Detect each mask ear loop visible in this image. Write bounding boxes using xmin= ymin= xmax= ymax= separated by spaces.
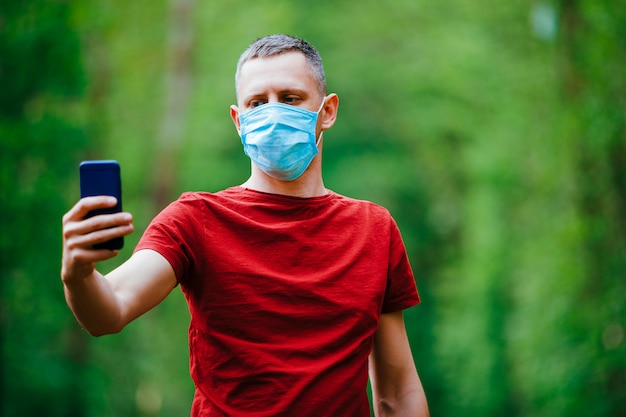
xmin=316 ymin=95 xmax=327 ymax=114
xmin=314 ymin=96 xmax=327 ymax=147
xmin=315 ymin=131 xmax=324 ymax=147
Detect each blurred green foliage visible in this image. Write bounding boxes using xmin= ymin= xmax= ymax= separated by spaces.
xmin=1 ymin=0 xmax=624 ymax=416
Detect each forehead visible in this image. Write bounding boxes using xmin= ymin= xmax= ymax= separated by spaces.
xmin=237 ymin=52 xmax=318 ymax=99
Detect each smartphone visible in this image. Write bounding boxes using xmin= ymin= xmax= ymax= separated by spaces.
xmin=79 ymin=160 xmax=124 ymax=250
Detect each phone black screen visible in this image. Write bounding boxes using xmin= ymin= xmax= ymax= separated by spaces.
xmin=79 ymin=160 xmax=123 ymax=250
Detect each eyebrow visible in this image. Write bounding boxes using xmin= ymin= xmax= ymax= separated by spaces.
xmin=242 ymin=88 xmax=311 ymax=103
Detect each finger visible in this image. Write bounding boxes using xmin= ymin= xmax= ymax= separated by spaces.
xmin=63 ymin=211 xmax=132 ymax=242
xmin=63 ymin=196 xmax=118 ymax=224
xmin=82 ymin=212 xmax=133 ymax=234
xmin=66 ymin=221 xmax=134 ymax=250
xmin=88 ymin=223 xmax=134 ymax=247
xmin=70 ymin=247 xmax=121 ymax=264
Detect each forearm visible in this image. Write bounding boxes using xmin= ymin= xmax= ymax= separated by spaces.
xmin=63 ymin=270 xmax=125 ymax=336
xmin=370 ymin=311 xmax=430 ymax=417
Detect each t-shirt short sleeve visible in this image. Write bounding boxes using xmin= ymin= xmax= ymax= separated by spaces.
xmin=134 ymin=193 xmax=202 ymax=283
xmin=381 ymin=216 xmax=420 ymax=313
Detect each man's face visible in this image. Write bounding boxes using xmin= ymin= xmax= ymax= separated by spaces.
xmin=235 ymin=52 xmax=324 ymax=115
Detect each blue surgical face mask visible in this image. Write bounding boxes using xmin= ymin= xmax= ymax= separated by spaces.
xmin=238 ymin=99 xmax=325 ymax=181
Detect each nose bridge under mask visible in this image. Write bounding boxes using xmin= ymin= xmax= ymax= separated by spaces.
xmin=241 ymin=101 xmax=320 ymax=131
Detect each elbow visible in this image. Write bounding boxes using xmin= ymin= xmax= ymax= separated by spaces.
xmin=79 ymin=318 xmax=126 ymax=337
xmin=86 ymin=327 xmax=120 ymax=337
xmin=375 ymin=398 xmax=395 ymax=416
xmin=373 ymin=386 xmax=430 ymax=417
xmin=86 ymin=329 xmax=106 ymax=337
xmin=85 ymin=326 xmax=123 ymax=337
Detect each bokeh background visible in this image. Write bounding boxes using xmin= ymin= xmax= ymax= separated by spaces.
xmin=1 ymin=0 xmax=625 ymax=416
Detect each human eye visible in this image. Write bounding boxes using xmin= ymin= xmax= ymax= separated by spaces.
xmin=282 ymin=96 xmax=301 ymax=105
xmin=249 ymin=99 xmax=267 ymax=108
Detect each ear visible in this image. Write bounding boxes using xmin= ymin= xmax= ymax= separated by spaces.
xmin=320 ymin=93 xmax=339 ymax=130
xmin=230 ymin=105 xmax=241 ymax=132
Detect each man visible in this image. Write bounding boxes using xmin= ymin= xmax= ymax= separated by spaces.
xmin=62 ymin=34 xmax=429 ymax=416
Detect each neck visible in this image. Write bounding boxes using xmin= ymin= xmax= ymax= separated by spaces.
xmin=241 ymin=160 xmax=327 ymax=198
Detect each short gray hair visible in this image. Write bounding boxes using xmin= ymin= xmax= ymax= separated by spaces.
xmin=235 ymin=34 xmax=326 ymax=98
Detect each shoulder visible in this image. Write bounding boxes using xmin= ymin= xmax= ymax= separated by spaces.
xmin=151 ymin=191 xmax=221 ymax=225
xmin=159 ymin=192 xmax=206 ymax=216
xmin=329 ymin=191 xmax=392 ymax=219
xmin=156 ymin=188 xmax=259 ymax=224
xmin=168 ymin=187 xmax=241 ymax=209
xmin=323 ymin=191 xmax=398 ymax=236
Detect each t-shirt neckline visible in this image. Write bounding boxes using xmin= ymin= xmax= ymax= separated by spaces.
xmin=231 ymin=186 xmax=337 ymax=205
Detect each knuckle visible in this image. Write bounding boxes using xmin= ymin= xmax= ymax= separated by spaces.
xmin=65 ymin=239 xmax=79 ymax=251
xmin=62 ymin=222 xmax=80 ymax=241
xmin=90 ymin=229 xmax=111 ymax=245
xmin=62 ymin=226 xmax=74 ymax=241
xmin=73 ymin=252 xmax=90 ymax=263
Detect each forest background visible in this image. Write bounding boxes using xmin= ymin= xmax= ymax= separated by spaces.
xmin=1 ymin=0 xmax=624 ymax=416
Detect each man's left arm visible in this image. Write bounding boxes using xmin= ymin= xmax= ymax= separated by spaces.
xmin=369 ymin=310 xmax=429 ymax=417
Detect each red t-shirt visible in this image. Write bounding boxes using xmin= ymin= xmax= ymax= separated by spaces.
xmin=135 ymin=187 xmax=420 ymax=416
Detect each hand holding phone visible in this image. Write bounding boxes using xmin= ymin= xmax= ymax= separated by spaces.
xmin=79 ymin=160 xmax=124 ymax=250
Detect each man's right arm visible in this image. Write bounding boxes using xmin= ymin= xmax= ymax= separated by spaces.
xmin=62 ymin=197 xmax=177 ymax=336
